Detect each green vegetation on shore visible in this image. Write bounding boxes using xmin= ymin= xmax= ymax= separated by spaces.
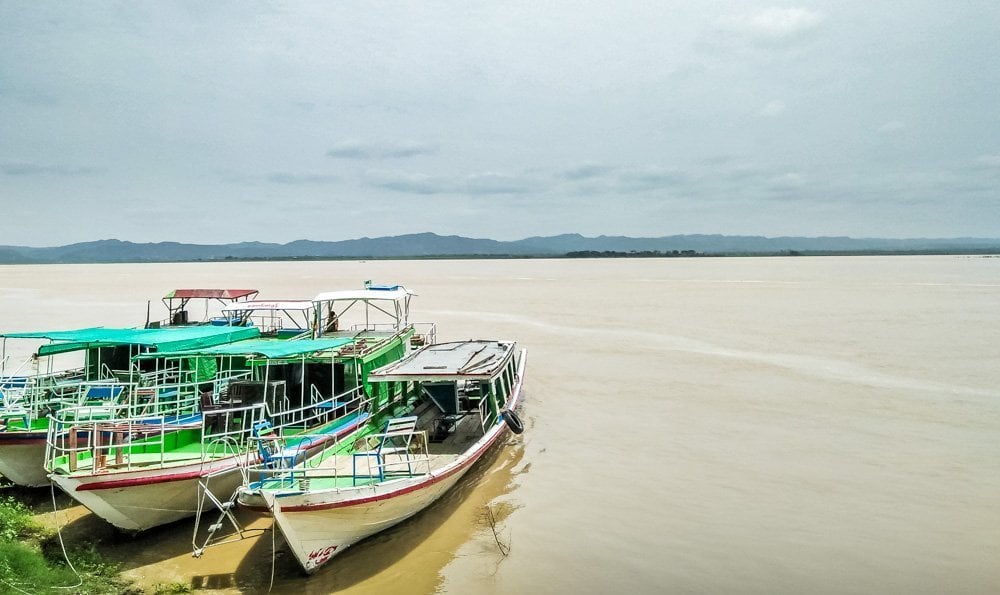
xmin=0 ymin=489 xmax=138 ymax=594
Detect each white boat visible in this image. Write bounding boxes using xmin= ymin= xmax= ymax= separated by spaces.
xmin=44 ymin=286 xmax=434 ymax=532
xmin=0 ymin=324 xmax=258 ymax=487
xmin=0 ymin=287 xmax=261 ymax=487
xmin=236 ymin=339 xmax=526 ymax=573
xmin=154 ymin=288 xmax=260 ymax=327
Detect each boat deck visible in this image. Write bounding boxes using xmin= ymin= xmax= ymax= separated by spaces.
xmin=249 ymin=407 xmax=487 ymax=492
xmin=49 ymin=412 xmax=367 ymax=477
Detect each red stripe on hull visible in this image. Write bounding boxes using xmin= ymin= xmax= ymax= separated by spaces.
xmin=73 ymin=460 xmax=242 ymax=491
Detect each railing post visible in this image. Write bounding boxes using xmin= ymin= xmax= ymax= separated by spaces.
xmin=115 ymin=430 xmax=125 ymax=466
xmin=94 ymin=427 xmax=106 ymax=471
xmin=68 ymin=425 xmax=77 ymax=472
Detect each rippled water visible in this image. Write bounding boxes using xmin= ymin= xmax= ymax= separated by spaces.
xmin=2 ymin=256 xmax=998 ymax=594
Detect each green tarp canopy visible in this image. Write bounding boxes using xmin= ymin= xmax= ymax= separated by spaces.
xmin=149 ymin=337 xmax=355 ymax=360
xmin=1 ymin=326 xmax=262 ymax=357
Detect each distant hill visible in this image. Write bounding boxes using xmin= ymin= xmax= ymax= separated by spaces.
xmin=0 ymin=233 xmax=998 ymax=264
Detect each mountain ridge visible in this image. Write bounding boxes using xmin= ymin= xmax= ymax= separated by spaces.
xmin=0 ymin=233 xmax=998 ymax=264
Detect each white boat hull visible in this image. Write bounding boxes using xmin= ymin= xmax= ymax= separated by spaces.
xmin=271 ymin=458 xmax=478 ymax=572
xmin=0 ymin=436 xmax=49 ymax=487
xmin=49 ymin=455 xmax=250 ymax=531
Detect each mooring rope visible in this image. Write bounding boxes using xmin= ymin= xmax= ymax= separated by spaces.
xmin=49 ymin=481 xmax=83 ymax=591
xmin=267 ymin=495 xmax=277 ymax=593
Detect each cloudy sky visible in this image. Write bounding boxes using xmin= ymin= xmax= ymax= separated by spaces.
xmin=2 ymin=2 xmax=999 ymax=246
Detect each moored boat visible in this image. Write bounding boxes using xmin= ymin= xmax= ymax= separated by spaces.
xmin=44 ymin=286 xmax=434 ymax=532
xmin=0 ymin=324 xmax=259 ymax=487
xmin=154 ymin=288 xmax=260 ymax=327
xmin=235 ymin=339 xmax=526 ymax=573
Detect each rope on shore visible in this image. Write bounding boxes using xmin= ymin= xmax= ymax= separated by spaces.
xmin=266 ymin=495 xmax=277 ymax=593
xmin=49 ymin=481 xmax=83 ymax=591
xmin=0 ymin=575 xmax=34 ymax=594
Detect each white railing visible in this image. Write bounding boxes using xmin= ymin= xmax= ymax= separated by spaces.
xmin=411 ymin=322 xmax=437 ymax=347
xmin=268 ymin=385 xmax=369 ymax=432
xmin=238 ymin=388 xmax=382 ymax=488
xmin=45 ymin=400 xmax=267 ymax=475
xmin=242 ymin=426 xmax=433 ymax=492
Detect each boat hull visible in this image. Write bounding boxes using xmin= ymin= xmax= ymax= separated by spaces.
xmin=249 ymin=345 xmax=527 ymax=573
xmin=49 ymin=455 xmax=249 ymax=531
xmin=272 ymin=440 xmax=491 ymax=573
xmin=0 ymin=433 xmax=49 ymax=487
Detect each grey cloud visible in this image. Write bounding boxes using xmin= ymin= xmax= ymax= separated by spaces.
xmin=266 ymin=173 xmax=339 ymax=185
xmin=723 ymin=7 xmax=825 ymax=41
xmin=556 ymin=164 xmax=691 ymax=193
xmin=877 ymin=120 xmax=906 ymax=133
xmin=326 ymin=141 xmax=437 ymax=160
xmin=705 ymin=7 xmax=826 ymax=50
xmin=2 ymin=3 xmax=997 ymax=243
xmin=554 ymin=161 xmax=824 ymax=204
xmin=368 ymin=173 xmax=443 ymax=194
xmin=615 ymin=167 xmax=691 ymax=192
xmin=367 ymin=170 xmax=537 ymax=195
xmin=974 ymin=154 xmax=1000 ymax=169
xmin=1 ymin=162 xmax=102 ymax=177
xmin=463 ymin=173 xmax=535 ymax=194
xmin=559 ymin=164 xmax=616 ymax=180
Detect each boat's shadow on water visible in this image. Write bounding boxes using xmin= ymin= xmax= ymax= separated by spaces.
xmin=23 ymin=483 xmax=265 ymax=580
xmin=42 ymin=498 xmax=267 ymax=569
xmin=3 ymin=430 xmax=528 ymax=593
xmin=234 ymin=438 xmax=527 ymax=593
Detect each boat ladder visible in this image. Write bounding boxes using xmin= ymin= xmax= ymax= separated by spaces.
xmin=192 ymin=437 xmax=261 ymax=558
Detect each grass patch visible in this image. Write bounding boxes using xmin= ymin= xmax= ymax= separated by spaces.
xmin=0 ymin=495 xmax=45 ymax=542
xmin=0 ymin=539 xmax=81 ymax=591
xmin=0 ymin=488 xmax=139 ymax=594
xmin=152 ymin=582 xmax=192 ymax=594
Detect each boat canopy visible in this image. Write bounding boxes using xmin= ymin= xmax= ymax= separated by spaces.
xmin=145 ymin=336 xmax=354 ymax=360
xmin=368 ymin=340 xmax=514 ymax=382
xmin=0 ymin=325 xmax=261 ymax=357
xmin=163 ymin=289 xmax=259 ymax=300
xmin=312 ymin=285 xmax=415 ymax=334
xmin=221 ymin=300 xmax=316 ymax=313
xmin=311 ymin=287 xmax=414 ymax=303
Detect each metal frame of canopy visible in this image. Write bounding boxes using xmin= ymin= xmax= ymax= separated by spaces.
xmin=159 ymin=289 xmax=260 ymax=326
xmin=311 ymin=285 xmax=415 ymax=335
xmin=221 ymin=300 xmax=318 ymax=336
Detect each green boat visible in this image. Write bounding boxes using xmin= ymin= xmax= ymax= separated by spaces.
xmin=43 ymin=285 xmax=436 ymax=534
xmin=0 ymin=324 xmax=260 ymax=487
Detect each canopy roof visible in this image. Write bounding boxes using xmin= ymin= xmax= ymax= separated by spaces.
xmin=1 ymin=325 xmax=261 ymax=357
xmin=222 ymin=300 xmax=316 ymax=313
xmin=312 ymin=286 xmax=414 ymax=302
xmin=149 ymin=336 xmax=354 ymax=359
xmin=164 ymin=289 xmax=259 ymax=300
xmin=368 ymin=340 xmax=514 ymax=382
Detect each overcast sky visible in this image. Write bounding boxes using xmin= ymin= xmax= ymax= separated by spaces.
xmin=2 ymin=2 xmax=999 ymax=246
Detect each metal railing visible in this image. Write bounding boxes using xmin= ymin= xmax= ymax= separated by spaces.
xmin=44 ymin=400 xmax=267 ymax=475
xmin=411 ymin=322 xmax=437 ymax=347
xmin=242 ymin=425 xmax=433 ymax=492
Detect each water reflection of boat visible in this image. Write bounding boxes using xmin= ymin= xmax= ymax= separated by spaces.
xmin=236 ymin=339 xmax=527 ymax=574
